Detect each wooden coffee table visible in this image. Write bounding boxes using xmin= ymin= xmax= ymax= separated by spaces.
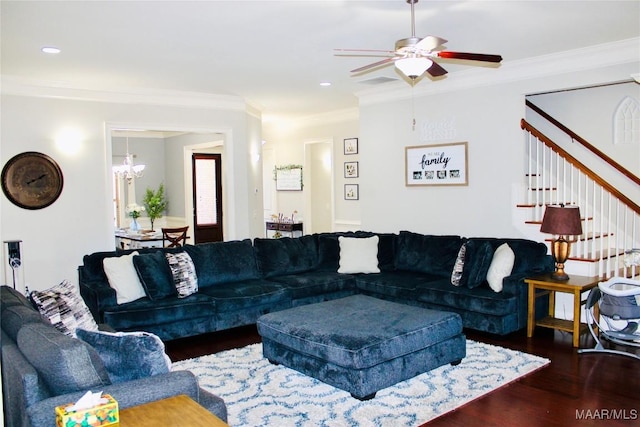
xmin=118 ymin=394 xmax=228 ymax=426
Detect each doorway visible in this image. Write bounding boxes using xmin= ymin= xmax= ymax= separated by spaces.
xmin=192 ymin=153 xmax=223 ymax=243
xmin=304 ymin=140 xmax=334 ymax=234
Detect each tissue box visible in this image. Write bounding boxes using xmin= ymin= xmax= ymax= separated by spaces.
xmin=55 ymin=394 xmax=119 ymax=427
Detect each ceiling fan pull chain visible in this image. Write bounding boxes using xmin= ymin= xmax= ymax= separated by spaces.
xmin=411 ymin=83 xmax=416 ymax=131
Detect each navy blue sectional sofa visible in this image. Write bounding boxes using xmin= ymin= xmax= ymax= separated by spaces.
xmin=79 ymin=231 xmax=554 ymax=341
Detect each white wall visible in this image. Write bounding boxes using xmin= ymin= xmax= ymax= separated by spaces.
xmin=0 ymin=92 xmax=262 ymax=292
xmin=262 ymin=111 xmax=360 ymax=232
xmin=527 ymin=82 xmax=640 ymax=205
xmin=358 ymin=59 xmax=639 ymax=238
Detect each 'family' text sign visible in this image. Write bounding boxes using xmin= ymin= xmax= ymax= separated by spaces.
xmin=405 ymin=142 xmax=468 ymax=186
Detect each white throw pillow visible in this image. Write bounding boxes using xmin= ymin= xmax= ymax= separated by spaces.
xmin=337 ymin=236 xmax=380 ymax=274
xmin=486 ymin=243 xmax=515 ymax=293
xmin=103 ymin=251 xmax=147 ymax=304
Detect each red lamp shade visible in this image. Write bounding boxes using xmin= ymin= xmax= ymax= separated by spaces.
xmin=540 ymin=204 xmax=582 ymax=281
xmin=540 ymin=205 xmax=583 ymax=236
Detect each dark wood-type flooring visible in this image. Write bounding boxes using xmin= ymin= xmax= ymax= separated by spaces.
xmin=166 ymin=324 xmax=638 ymax=427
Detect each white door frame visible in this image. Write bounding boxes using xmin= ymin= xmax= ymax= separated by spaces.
xmin=303 ymin=138 xmax=335 ymax=233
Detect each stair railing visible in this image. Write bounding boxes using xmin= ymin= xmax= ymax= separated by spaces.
xmin=521 ymin=118 xmax=640 ymax=279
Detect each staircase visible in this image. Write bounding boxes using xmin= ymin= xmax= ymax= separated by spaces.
xmin=519 ymin=102 xmax=640 ymax=280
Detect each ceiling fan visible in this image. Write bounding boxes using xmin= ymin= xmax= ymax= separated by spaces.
xmin=336 ymin=0 xmax=503 ymax=81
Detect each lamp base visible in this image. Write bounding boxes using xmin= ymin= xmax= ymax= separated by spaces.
xmin=550 ymin=269 xmax=570 ymax=281
xmin=550 ymin=239 xmax=571 ymax=281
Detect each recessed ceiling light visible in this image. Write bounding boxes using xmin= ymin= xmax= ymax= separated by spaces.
xmin=41 ymin=46 xmax=61 ymax=54
xmin=319 ymin=82 xmax=331 ymax=87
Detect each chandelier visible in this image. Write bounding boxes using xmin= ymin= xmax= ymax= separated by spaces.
xmin=113 ymin=137 xmax=145 ymax=182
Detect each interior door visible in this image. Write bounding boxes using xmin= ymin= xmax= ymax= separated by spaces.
xmin=192 ymin=153 xmax=223 ymax=243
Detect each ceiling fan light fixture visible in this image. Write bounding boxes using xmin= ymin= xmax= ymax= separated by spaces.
xmin=395 ymin=56 xmax=432 ymax=79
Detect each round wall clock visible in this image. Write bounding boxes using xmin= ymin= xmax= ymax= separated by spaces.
xmin=1 ymin=151 xmax=64 ymax=210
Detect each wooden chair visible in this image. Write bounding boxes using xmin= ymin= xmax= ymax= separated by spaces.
xmin=162 ymin=226 xmax=189 ymax=248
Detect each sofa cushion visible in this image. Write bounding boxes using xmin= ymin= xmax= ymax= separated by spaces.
xmin=81 ymin=248 xmax=159 ymax=282
xmin=103 ymin=251 xmax=147 ymax=304
xmin=338 ymin=236 xmax=380 ymax=274
xmin=269 ymin=271 xmax=356 ymax=299
xmin=317 ymin=232 xmax=396 ymax=272
xmin=1 ymin=304 xmax=45 ymax=341
xmin=30 ymin=280 xmax=99 ymax=337
xmin=17 ymin=323 xmax=111 ymax=395
xmin=355 ymin=270 xmax=443 ymax=299
xmin=165 ymin=252 xmax=198 ymax=298
xmin=253 ymin=235 xmax=318 ymax=278
xmin=486 ymin=243 xmax=515 ymax=292
xmin=470 ymin=238 xmax=550 ymax=276
xmin=394 ymin=231 xmax=463 ymax=276
xmin=198 ymin=280 xmax=289 ymax=312
xmin=103 ymin=293 xmax=215 ymax=331
xmin=416 ymin=278 xmax=518 ymax=316
xmin=184 ymin=239 xmax=260 ymax=287
xmin=76 ymin=329 xmax=171 ymax=384
xmin=133 ymin=251 xmax=176 ymax=300
xmin=1 ymin=285 xmax=33 ymax=310
xmin=461 ymin=240 xmax=495 ymax=289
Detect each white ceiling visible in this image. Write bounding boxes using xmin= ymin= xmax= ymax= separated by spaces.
xmin=2 ymin=1 xmax=639 ymax=119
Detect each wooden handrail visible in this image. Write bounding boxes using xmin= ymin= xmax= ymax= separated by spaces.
xmin=521 ymin=118 xmax=640 ymax=215
xmin=525 ymin=100 xmax=640 ymax=187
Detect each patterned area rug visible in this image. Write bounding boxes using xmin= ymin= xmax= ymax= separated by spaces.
xmin=173 ymin=340 xmax=549 ymax=427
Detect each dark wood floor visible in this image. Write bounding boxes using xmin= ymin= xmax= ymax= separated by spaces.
xmin=166 ymin=325 xmax=639 ymax=427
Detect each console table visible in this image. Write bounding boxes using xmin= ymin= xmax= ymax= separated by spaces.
xmin=118 ymin=394 xmax=228 ymax=426
xmin=265 ymin=221 xmax=303 ymax=238
xmin=525 ymin=274 xmax=601 ymax=348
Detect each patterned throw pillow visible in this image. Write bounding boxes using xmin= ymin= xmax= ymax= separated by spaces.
xmin=30 ymin=280 xmax=99 ymax=337
xmin=165 ymin=252 xmax=198 ymax=298
xmin=450 ymin=243 xmax=467 ymax=286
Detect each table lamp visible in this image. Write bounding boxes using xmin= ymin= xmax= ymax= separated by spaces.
xmin=540 ymin=204 xmax=583 ymax=281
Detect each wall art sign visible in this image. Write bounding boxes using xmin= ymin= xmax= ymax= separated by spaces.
xmin=344 ymin=161 xmax=359 ymax=178
xmin=344 ymin=184 xmax=359 ymax=200
xmin=405 ymin=142 xmax=468 ymax=186
xmin=344 ymin=138 xmax=358 ymax=155
xmin=275 ymin=165 xmax=303 ymax=191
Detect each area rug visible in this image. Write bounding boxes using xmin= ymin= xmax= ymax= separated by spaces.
xmin=173 ymin=340 xmax=549 ymax=427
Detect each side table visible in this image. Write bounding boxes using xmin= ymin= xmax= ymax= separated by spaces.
xmin=118 ymin=394 xmax=229 ymax=426
xmin=524 ymin=274 xmax=601 ymax=348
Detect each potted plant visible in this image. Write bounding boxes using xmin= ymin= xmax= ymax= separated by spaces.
xmin=143 ymin=184 xmax=168 ymax=231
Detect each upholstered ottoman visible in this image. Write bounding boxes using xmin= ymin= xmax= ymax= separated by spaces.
xmin=257 ymin=294 xmax=466 ymax=400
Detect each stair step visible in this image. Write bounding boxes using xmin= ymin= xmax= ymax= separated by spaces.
xmin=602 ymin=267 xmax=640 ymax=280
xmin=525 ymin=216 xmax=593 ymax=226
xmin=516 ymin=202 xmax=575 ymax=208
xmin=544 ymin=232 xmax=613 ymax=243
xmin=569 ymin=248 xmax=626 ymax=262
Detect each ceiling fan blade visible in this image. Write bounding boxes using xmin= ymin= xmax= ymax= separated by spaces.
xmin=335 ymin=48 xmax=396 ymax=55
xmin=350 ymin=57 xmax=396 ymax=73
xmin=426 ymin=61 xmax=448 ymax=77
xmin=437 ymin=51 xmax=503 ymax=63
xmin=415 ymin=35 xmax=448 ymax=52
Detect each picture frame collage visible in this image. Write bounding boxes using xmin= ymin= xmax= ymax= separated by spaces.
xmin=343 ymin=138 xmax=359 ymax=200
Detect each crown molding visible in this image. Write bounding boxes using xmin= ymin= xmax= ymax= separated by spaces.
xmin=0 ymin=75 xmax=255 ymax=113
xmin=263 ymin=107 xmax=359 ymax=128
xmin=357 ymin=37 xmax=640 ymax=106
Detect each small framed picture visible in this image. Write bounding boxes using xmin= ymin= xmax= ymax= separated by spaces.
xmin=344 ymin=184 xmax=359 ymax=200
xmin=344 ymin=138 xmax=358 ymax=155
xmin=344 ymin=161 xmax=359 ymax=178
